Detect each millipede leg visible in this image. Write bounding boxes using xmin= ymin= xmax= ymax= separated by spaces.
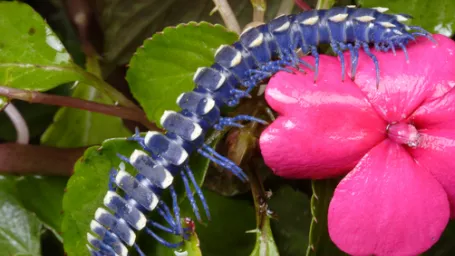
xmin=246 ymin=69 xmax=271 ymax=77
xmin=148 ymin=220 xmax=182 ymax=235
xmin=283 ymin=49 xmax=310 ymax=73
xmin=214 ymin=115 xmax=267 ymax=130
xmin=197 ymin=145 xmax=248 ymax=182
xmin=229 ymin=89 xmax=252 ymax=105
xmin=408 ymin=26 xmax=431 ymax=34
xmin=169 ymin=185 xmax=183 ymax=235
xmin=127 ymin=128 xmax=149 ymax=150
xmin=310 ymin=46 xmax=319 ymax=83
xmin=133 ymin=243 xmax=146 ymax=256
xmin=108 ymin=169 xmax=118 ymax=192
xmin=298 ymin=58 xmax=314 ymax=71
xmin=389 ymin=41 xmax=396 ymax=55
xmin=184 ymin=165 xmax=211 ymax=220
xmin=244 ymin=74 xmax=269 ymax=94
xmin=157 ymin=201 xmax=177 ymax=227
xmin=411 ymin=31 xmax=436 ymax=43
xmin=398 ymin=43 xmax=409 ymax=62
xmin=201 ymin=144 xmax=248 ymax=181
xmin=144 ymin=227 xmax=184 ymax=249
xmin=330 ymin=42 xmax=346 ymax=81
xmin=346 ymin=43 xmax=359 ymax=80
xmin=361 ymin=42 xmax=380 ymax=88
xmin=263 ymin=59 xmax=295 ymax=74
xmin=214 ymin=120 xmax=243 ymax=130
xmin=247 ymin=59 xmax=295 ymax=79
xmin=180 ymin=170 xmax=201 ymax=221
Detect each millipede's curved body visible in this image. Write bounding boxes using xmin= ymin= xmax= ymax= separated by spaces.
xmin=86 ymin=6 xmax=432 ymax=256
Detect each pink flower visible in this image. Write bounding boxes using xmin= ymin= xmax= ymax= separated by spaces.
xmin=259 ymin=34 xmax=455 ymax=255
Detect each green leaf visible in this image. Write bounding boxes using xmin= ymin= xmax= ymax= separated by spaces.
xmin=126 ymin=22 xmax=238 ymax=125
xmin=307 ymin=179 xmax=346 ymax=256
xmin=269 ymin=186 xmax=312 ymax=256
xmin=40 ymin=82 xmax=131 ymax=147
xmin=16 ymin=176 xmax=68 ymax=242
xmin=357 ymin=0 xmax=455 ymax=37
xmin=0 ymin=176 xmax=42 ymax=256
xmin=424 ymin=220 xmax=455 ymax=255
xmin=0 ymin=2 xmax=84 ymax=90
xmin=62 ymin=138 xmax=140 ymax=256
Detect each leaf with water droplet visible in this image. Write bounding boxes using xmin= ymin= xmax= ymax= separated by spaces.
xmin=0 ymin=2 xmax=84 ymax=90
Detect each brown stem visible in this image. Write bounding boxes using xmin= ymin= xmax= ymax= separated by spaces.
xmin=0 ymin=143 xmax=86 ymax=176
xmin=296 ymin=0 xmax=312 ymax=10
xmin=0 ymin=86 xmax=160 ymax=131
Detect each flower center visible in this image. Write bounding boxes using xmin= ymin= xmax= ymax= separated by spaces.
xmin=387 ymin=122 xmax=420 ymax=147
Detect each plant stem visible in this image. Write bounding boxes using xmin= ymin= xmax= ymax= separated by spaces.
xmin=212 ymin=0 xmax=241 ymax=34
xmin=277 ymin=0 xmax=295 ymax=16
xmin=295 ymin=0 xmax=312 ymax=10
xmin=0 ymin=86 xmax=159 ymax=131
xmin=72 ymin=64 xmax=140 ymax=110
xmin=251 ymin=0 xmax=266 ymax=22
xmin=85 ymin=54 xmax=103 ymax=78
xmin=0 ymin=143 xmax=86 ymax=176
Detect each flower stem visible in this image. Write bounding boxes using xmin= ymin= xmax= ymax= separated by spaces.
xmin=212 ymin=0 xmax=241 ymax=34
xmin=251 ymin=0 xmax=266 ymax=23
xmin=0 ymin=86 xmax=159 ymax=131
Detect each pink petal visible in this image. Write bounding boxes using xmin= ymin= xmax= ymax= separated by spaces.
xmin=409 ymin=129 xmax=455 ymax=218
xmin=259 ymin=55 xmax=386 ymax=179
xmin=328 ymin=140 xmax=449 ymax=256
xmin=265 ymin=55 xmax=369 ymax=116
xmin=411 ymin=87 xmax=455 ymax=130
xmin=344 ymin=34 xmax=455 ymax=123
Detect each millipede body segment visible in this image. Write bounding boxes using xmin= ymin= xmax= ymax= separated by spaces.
xmin=86 ymin=6 xmax=432 ymax=256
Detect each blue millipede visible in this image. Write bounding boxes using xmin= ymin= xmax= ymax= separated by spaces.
xmin=86 ymin=6 xmax=433 ymax=256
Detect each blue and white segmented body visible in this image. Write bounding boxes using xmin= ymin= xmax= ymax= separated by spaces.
xmin=87 ymin=6 xmax=432 ymax=256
